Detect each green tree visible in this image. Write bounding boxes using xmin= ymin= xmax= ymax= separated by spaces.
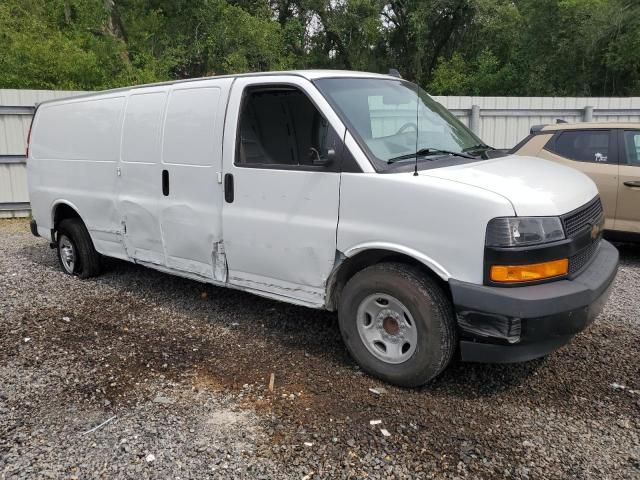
xmin=0 ymin=0 xmax=165 ymax=89
xmin=0 ymin=0 xmax=639 ymax=95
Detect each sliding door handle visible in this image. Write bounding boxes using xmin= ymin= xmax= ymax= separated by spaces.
xmin=224 ymin=173 xmax=234 ymax=203
xmin=162 ymin=169 xmax=169 ymax=196
xmin=623 ymin=180 xmax=640 ymax=188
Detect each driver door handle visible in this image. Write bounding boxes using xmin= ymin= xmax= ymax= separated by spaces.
xmin=624 ymin=181 xmax=640 ymax=188
xmin=224 ymin=174 xmax=234 ymax=203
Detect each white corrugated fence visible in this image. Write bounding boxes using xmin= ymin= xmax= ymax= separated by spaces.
xmin=1 ymin=88 xmax=640 ymax=216
xmin=434 ymin=96 xmax=640 ymax=149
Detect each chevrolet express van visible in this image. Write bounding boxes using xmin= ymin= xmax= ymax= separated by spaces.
xmin=27 ymin=71 xmax=619 ymax=387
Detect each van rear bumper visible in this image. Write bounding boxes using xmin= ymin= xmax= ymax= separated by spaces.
xmin=449 ymin=240 xmax=618 ymax=363
xmin=30 ymin=219 xmax=39 ymax=237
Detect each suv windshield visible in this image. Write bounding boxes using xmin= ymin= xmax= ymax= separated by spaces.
xmin=315 ymin=77 xmax=485 ymax=171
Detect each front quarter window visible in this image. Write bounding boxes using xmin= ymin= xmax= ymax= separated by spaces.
xmin=314 ymin=77 xmax=484 ymax=171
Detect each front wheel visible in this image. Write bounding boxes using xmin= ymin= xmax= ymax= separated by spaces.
xmin=338 ymin=262 xmax=457 ymax=387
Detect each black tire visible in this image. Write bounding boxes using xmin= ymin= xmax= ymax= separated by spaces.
xmin=56 ymin=218 xmax=102 ymax=278
xmin=338 ymin=262 xmax=457 ymax=387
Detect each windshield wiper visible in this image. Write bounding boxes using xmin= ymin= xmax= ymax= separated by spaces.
xmin=463 ymin=143 xmax=494 ymax=153
xmin=387 ymin=148 xmax=475 ymax=164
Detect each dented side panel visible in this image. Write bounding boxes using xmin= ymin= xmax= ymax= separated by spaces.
xmin=118 ymin=87 xmax=169 ymax=266
xmin=212 ymin=241 xmax=228 ymax=282
xmin=160 ymin=201 xmax=216 ymax=276
xmin=159 ymin=80 xmax=233 ymax=278
xmin=222 ymin=169 xmax=341 ymax=289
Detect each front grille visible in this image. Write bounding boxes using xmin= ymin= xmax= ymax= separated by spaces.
xmin=569 ymin=238 xmax=600 ymax=275
xmin=563 ymin=196 xmax=604 ymax=276
xmin=562 ymin=197 xmax=603 ymax=238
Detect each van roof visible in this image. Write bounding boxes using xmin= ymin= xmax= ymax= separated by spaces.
xmin=35 ymin=70 xmax=396 ymax=107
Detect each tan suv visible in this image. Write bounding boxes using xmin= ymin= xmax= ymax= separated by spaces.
xmin=513 ymin=123 xmax=640 ymax=239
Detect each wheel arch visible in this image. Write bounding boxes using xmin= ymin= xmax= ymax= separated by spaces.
xmin=51 ymin=201 xmax=84 ymax=236
xmin=325 ymin=243 xmax=452 ymax=311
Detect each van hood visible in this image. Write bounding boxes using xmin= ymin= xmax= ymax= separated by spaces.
xmin=422 ymin=155 xmax=599 ymax=216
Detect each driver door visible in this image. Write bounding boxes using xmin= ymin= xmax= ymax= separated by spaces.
xmin=221 ymin=76 xmax=347 ymax=306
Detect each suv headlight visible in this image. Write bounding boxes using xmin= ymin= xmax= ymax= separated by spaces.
xmin=485 ymin=217 xmax=565 ymax=247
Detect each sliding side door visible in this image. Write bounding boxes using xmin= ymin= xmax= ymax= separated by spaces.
xmin=159 ymin=78 xmax=233 ymax=280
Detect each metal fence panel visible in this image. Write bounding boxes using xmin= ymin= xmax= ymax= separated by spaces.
xmin=0 ymin=115 xmax=32 ymax=156
xmin=0 ymin=89 xmax=83 ymax=216
xmin=433 ymin=96 xmax=640 ymax=148
xmin=1 ymin=89 xmax=640 ymax=216
xmin=0 ymin=164 xmax=28 ymax=201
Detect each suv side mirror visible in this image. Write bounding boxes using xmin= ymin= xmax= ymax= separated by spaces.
xmin=310 ymin=147 xmax=335 ymax=167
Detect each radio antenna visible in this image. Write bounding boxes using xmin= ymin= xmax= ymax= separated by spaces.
xmin=413 ymin=79 xmax=419 ymax=176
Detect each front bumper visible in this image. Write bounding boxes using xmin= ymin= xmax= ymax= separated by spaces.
xmin=450 ymin=240 xmax=619 ymax=363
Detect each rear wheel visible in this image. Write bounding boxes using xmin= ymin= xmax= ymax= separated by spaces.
xmin=338 ymin=262 xmax=456 ymax=387
xmin=56 ymin=218 xmax=102 ymax=278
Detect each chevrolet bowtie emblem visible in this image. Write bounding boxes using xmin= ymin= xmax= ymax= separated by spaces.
xmin=591 ymin=222 xmax=602 ymax=240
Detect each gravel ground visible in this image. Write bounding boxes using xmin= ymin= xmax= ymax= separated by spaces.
xmin=1 ymin=218 xmax=639 ymax=479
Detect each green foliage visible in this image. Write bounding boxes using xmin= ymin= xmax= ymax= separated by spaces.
xmin=1 ymin=0 xmax=639 ymax=96
xmin=430 ymin=50 xmax=517 ymax=96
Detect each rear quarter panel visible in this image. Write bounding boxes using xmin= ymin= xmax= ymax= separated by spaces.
xmin=27 ymin=94 xmax=125 ymax=252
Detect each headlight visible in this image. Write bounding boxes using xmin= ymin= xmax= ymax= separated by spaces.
xmin=485 ymin=217 xmax=565 ymax=247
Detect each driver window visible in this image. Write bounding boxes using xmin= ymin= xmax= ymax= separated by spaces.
xmin=236 ymin=86 xmax=333 ymax=167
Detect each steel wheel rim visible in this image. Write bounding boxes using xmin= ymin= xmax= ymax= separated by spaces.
xmin=59 ymin=235 xmax=76 ymax=273
xmin=356 ymin=293 xmax=418 ymax=364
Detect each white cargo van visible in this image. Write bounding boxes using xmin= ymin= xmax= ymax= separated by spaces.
xmin=27 ymin=71 xmax=618 ymax=387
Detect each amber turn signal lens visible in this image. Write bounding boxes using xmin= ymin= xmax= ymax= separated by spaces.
xmin=490 ymin=259 xmax=569 ymax=283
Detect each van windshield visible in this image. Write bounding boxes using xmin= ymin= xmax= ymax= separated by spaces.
xmin=314 ymin=77 xmax=485 ymax=172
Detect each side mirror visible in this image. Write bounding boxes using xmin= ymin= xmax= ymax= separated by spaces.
xmin=310 ymin=147 xmax=335 ymax=167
